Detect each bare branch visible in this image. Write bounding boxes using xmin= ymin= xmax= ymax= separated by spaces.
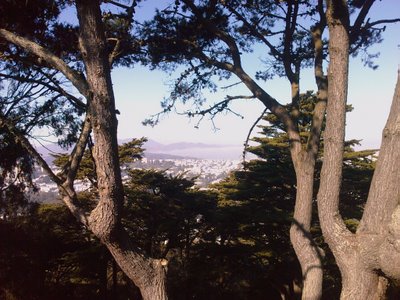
xmin=109 ymin=39 xmax=122 ymax=66
xmin=364 ymin=18 xmax=400 ymax=30
xmin=191 ymin=95 xmax=254 ymax=117
xmin=103 ymin=0 xmax=131 ymax=10
xmin=242 ymin=107 xmax=267 ymax=165
xmin=0 ymin=71 xmax=86 ymax=112
xmin=196 ymin=50 xmax=235 ymax=72
xmin=220 ymin=81 xmax=242 ymax=90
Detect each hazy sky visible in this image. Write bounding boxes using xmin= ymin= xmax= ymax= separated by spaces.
xmin=71 ymin=1 xmax=400 ymax=149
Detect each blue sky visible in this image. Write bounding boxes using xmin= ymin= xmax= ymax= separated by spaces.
xmin=69 ymin=1 xmax=400 ymax=149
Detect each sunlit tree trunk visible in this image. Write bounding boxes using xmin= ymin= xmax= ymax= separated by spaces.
xmin=318 ymin=0 xmax=400 ymax=298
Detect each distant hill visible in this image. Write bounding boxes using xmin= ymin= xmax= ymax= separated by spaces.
xmin=142 ymin=139 xmax=243 ymax=159
xmin=34 ymin=138 xmax=244 ymax=162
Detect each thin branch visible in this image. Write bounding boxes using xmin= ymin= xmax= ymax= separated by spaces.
xmin=109 ymin=39 xmax=122 ymax=66
xmin=220 ymin=81 xmax=242 ymax=90
xmin=363 ymin=18 xmax=400 ymax=30
xmin=38 ymin=69 xmax=86 ymax=110
xmin=103 ymin=0 xmax=131 ymax=10
xmin=192 ymin=95 xmax=254 ymax=116
xmin=0 ymin=168 xmax=26 ymax=192
xmin=62 ymin=114 xmax=92 ymax=186
xmin=242 ymin=107 xmax=267 ymax=165
xmin=196 ymin=50 xmax=235 ymax=72
xmin=223 ymin=3 xmax=282 ymax=61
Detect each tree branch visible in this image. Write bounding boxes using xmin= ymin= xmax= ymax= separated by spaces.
xmin=0 ymin=29 xmax=90 ymax=99
xmin=351 ymin=0 xmax=374 ymax=36
xmin=363 ymin=18 xmax=400 ymax=30
xmin=307 ymin=0 xmax=327 ymax=158
xmin=0 ymin=114 xmax=89 ymax=226
xmin=223 ymin=3 xmax=282 ymax=61
xmin=62 ymin=114 xmax=92 ymax=186
xmin=183 ymin=0 xmax=242 ymax=68
xmin=242 ymin=107 xmax=267 ymax=165
xmin=0 ymin=71 xmax=86 ymax=111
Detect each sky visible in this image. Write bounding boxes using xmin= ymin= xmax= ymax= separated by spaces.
xmin=70 ymin=1 xmax=400 ymax=149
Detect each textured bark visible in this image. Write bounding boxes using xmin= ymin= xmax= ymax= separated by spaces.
xmin=290 ymin=156 xmax=323 ymax=300
xmin=318 ymin=0 xmax=400 ymax=298
xmin=107 ymin=237 xmax=168 ymax=300
xmin=76 ymin=0 xmax=123 ymax=240
xmin=75 ymin=1 xmax=168 ymax=299
xmin=318 ymin=0 xmax=352 ymax=250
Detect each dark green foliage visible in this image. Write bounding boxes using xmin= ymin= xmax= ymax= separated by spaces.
xmin=211 ymin=92 xmax=377 ymax=297
xmin=52 ymin=137 xmax=147 ymax=187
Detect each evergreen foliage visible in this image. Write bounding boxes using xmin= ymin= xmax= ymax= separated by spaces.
xmin=212 ymin=92 xmax=377 ymax=297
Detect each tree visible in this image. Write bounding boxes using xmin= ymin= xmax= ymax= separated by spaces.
xmin=213 ymin=92 xmax=378 ymax=298
xmin=317 ymin=1 xmax=400 ymax=298
xmin=56 ymin=139 xmax=220 ymax=299
xmin=1 ymin=1 xmax=399 ymax=298
xmin=139 ymin=0 xmax=398 ymax=298
xmin=0 ymin=1 xmax=168 ymax=299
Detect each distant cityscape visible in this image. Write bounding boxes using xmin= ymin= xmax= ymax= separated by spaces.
xmin=130 ymin=157 xmax=241 ymax=187
xmin=30 ymin=139 xmax=245 ymax=203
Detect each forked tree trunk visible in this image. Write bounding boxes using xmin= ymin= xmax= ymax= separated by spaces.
xmin=318 ymin=0 xmax=400 ymax=298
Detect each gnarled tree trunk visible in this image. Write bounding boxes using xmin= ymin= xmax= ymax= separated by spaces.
xmin=75 ymin=1 xmax=168 ymax=299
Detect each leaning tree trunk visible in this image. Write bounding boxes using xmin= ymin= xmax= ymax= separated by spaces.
xmin=234 ymin=66 xmax=325 ymax=299
xmin=290 ymin=156 xmax=324 ymax=300
xmin=289 ymin=76 xmax=324 ymax=300
xmin=318 ymin=0 xmax=400 ymax=298
xmin=75 ymin=1 xmax=168 ymax=299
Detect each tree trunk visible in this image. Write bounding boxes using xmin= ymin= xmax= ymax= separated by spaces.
xmin=318 ymin=0 xmax=400 ymax=298
xmin=105 ymin=234 xmax=168 ymax=300
xmin=75 ymin=1 xmax=168 ymax=299
xmin=290 ymin=156 xmax=323 ymax=300
xmin=340 ymin=267 xmax=381 ymax=300
xmin=234 ymin=66 xmax=324 ymax=299
xmin=0 ymin=1 xmax=169 ymax=298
